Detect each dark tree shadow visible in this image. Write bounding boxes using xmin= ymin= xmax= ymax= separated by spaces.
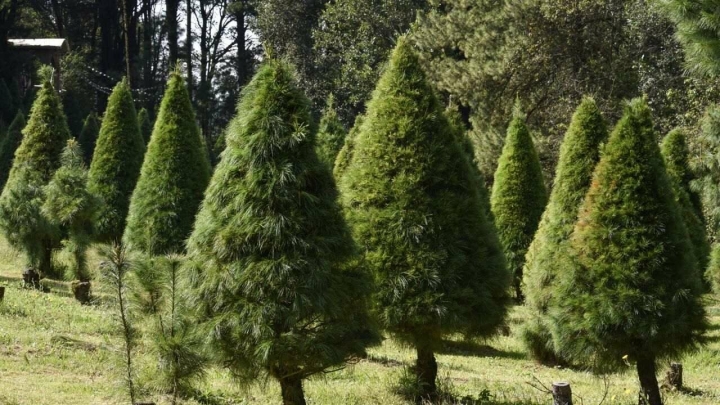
xmin=438 ymin=339 xmax=526 ymax=361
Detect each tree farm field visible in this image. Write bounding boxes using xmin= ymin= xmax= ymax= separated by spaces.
xmin=0 ymin=237 xmax=717 ymax=405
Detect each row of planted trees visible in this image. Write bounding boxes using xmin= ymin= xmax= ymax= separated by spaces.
xmin=0 ymin=37 xmax=711 ymax=405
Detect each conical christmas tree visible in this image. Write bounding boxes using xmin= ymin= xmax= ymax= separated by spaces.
xmin=661 ymin=128 xmax=710 ymax=285
xmin=88 ymin=79 xmax=145 ymax=242
xmin=125 ymin=72 xmax=210 ymax=255
xmin=315 ymin=95 xmax=346 ymax=166
xmin=491 ymin=106 xmax=547 ymax=301
xmin=0 ymin=82 xmax=71 ymax=276
xmin=42 ymin=139 xmax=98 ymax=300
xmin=551 ymin=99 xmax=706 ymax=405
xmin=0 ymin=111 xmax=26 ymax=190
xmin=137 ymin=107 xmax=153 ymax=145
xmin=186 ymin=60 xmax=379 ymax=405
xmin=78 ymin=112 xmax=100 ymax=164
xmin=522 ymin=97 xmax=607 ymax=363
xmin=339 ymin=38 xmax=510 ymax=400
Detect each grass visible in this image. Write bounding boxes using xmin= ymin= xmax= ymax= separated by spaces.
xmin=0 ymin=237 xmax=719 ymax=404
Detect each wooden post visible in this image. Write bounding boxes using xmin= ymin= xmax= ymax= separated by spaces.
xmin=552 ymin=382 xmax=573 ymax=405
xmin=0 ymin=286 xmax=5 ymax=302
xmin=665 ymin=362 xmax=683 ymax=390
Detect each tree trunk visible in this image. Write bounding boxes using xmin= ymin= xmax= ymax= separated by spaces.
xmin=185 ymin=0 xmax=193 ymax=98
xmin=166 ymin=0 xmax=179 ymax=66
xmin=415 ymin=345 xmax=438 ymax=403
xmin=665 ymin=362 xmax=682 ymax=391
xmin=552 ymin=382 xmax=573 ymax=405
xmin=637 ymin=354 xmax=662 ymax=405
xmin=279 ymin=375 xmax=306 ymax=405
xmin=234 ymin=1 xmax=250 ymax=87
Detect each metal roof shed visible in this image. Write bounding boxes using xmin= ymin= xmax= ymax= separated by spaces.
xmin=8 ymin=38 xmax=70 ymax=90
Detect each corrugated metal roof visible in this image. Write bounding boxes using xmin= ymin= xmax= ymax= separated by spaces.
xmin=8 ymin=38 xmax=68 ymax=51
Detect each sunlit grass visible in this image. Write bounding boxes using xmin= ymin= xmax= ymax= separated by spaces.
xmin=0 ymin=237 xmax=718 ymax=404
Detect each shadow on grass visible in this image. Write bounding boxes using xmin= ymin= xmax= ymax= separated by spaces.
xmin=438 ymin=340 xmax=525 ymax=361
xmin=365 ymin=353 xmax=408 ymax=368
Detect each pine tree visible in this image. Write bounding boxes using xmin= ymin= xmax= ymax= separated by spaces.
xmin=692 ymin=105 xmax=720 ymax=243
xmin=661 ymin=0 xmax=720 ymax=76
xmin=333 ymin=114 xmax=363 ymax=180
xmin=661 ymin=128 xmax=710 ymax=284
xmin=137 ymin=107 xmax=153 ymax=145
xmin=338 ymin=39 xmax=510 ymax=400
xmin=78 ymin=112 xmax=100 ymax=164
xmin=551 ymin=99 xmax=706 ymax=405
xmin=491 ymin=106 xmax=547 ymax=301
xmin=315 ymin=95 xmax=346 ymax=166
xmin=522 ymin=97 xmax=607 ymax=363
xmin=42 ymin=139 xmax=98 ymax=301
xmin=88 ymin=79 xmax=145 ymax=243
xmin=0 ymin=82 xmax=70 ymax=277
xmin=125 ymin=72 xmax=210 ymax=255
xmin=185 ymin=60 xmax=379 ymax=405
xmin=0 ymin=112 xmax=26 ymax=190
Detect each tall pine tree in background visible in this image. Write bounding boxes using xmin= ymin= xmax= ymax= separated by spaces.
xmin=339 ymin=39 xmax=510 ymax=400
xmin=522 ymin=97 xmax=607 ymax=363
xmin=78 ymin=112 xmax=100 ymax=164
xmin=125 ymin=72 xmax=210 ymax=255
xmin=137 ymin=107 xmax=153 ymax=145
xmin=186 ymin=60 xmax=379 ymax=405
xmin=88 ymin=79 xmax=145 ymax=243
xmin=491 ymin=106 xmax=547 ymax=301
xmin=661 ymin=0 xmax=720 ymax=76
xmin=0 ymin=111 xmax=25 ymax=190
xmin=551 ymin=99 xmax=706 ymax=405
xmin=0 ymin=82 xmax=70 ymax=277
xmin=661 ymin=128 xmax=710 ymax=285
xmin=315 ymin=95 xmax=346 ymax=166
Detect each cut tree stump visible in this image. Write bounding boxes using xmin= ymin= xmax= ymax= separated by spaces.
xmin=0 ymin=286 xmax=5 ymax=302
xmin=552 ymin=382 xmax=573 ymax=405
xmin=22 ymin=268 xmax=40 ymax=289
xmin=665 ymin=362 xmax=682 ymax=391
xmin=71 ymin=281 xmax=92 ymax=304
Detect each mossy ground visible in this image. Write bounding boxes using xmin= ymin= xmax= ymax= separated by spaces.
xmin=0 ymin=236 xmax=718 ymax=404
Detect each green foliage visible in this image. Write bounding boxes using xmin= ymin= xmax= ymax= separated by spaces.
xmin=88 ymin=79 xmax=146 ymax=243
xmin=490 ymin=108 xmax=547 ymax=301
xmin=0 ymin=82 xmax=70 ymax=276
xmin=315 ymin=95 xmax=346 ymax=166
xmin=313 ymin=0 xmax=427 ymax=124
xmin=661 ymin=0 xmax=720 ymax=76
xmin=333 ymin=114 xmax=362 ymax=180
xmin=78 ymin=112 xmax=100 ymax=164
xmin=661 ymin=128 xmax=710 ymax=284
xmin=521 ymin=97 xmax=607 ymax=362
xmin=42 ymin=139 xmax=98 ymax=281
xmin=0 ymin=111 xmax=25 ymax=190
xmin=691 ymin=105 xmax=720 ymax=244
xmin=185 ymin=59 xmax=379 ymax=400
xmin=124 ymin=72 xmax=210 ymax=255
xmin=707 ymin=244 xmax=720 ymax=293
xmin=137 ymin=107 xmax=153 ymax=145
xmin=339 ymin=38 xmax=510 ymax=349
xmin=551 ymin=99 xmax=707 ymax=373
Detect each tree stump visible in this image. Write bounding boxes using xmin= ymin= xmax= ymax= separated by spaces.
xmin=665 ymin=362 xmax=682 ymax=391
xmin=552 ymin=382 xmax=573 ymax=405
xmin=22 ymin=268 xmax=40 ymax=289
xmin=71 ymin=281 xmax=92 ymax=304
xmin=0 ymin=286 xmax=5 ymax=302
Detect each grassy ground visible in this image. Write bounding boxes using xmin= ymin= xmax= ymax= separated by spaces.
xmin=0 ymin=238 xmax=719 ymax=405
